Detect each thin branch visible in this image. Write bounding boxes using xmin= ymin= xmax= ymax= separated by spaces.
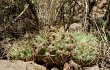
xmin=14 ymin=4 xmax=29 ymax=21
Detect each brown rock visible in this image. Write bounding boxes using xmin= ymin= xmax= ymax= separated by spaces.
xmin=85 ymin=65 xmax=100 ymax=70
xmin=69 ymin=60 xmax=82 ymax=70
xmin=51 ymin=67 xmax=59 ymax=70
xmin=0 ymin=60 xmax=47 ymax=70
xmin=63 ymin=63 xmax=71 ymax=70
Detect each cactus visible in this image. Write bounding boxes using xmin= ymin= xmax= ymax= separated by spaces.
xmin=8 ymin=29 xmax=99 ymax=66
xmin=71 ymin=31 xmax=99 ymax=66
xmin=8 ymin=41 xmax=34 ymax=61
xmin=34 ymin=31 xmax=73 ymax=64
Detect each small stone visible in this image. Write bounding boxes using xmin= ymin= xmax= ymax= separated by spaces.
xmin=85 ymin=65 xmax=100 ymax=70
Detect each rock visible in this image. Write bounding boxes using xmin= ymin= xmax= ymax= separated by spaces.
xmin=85 ymin=65 xmax=100 ymax=70
xmin=63 ymin=63 xmax=71 ymax=70
xmin=34 ymin=64 xmax=47 ymax=70
xmin=69 ymin=60 xmax=82 ymax=70
xmin=59 ymin=23 xmax=82 ymax=32
xmin=69 ymin=23 xmax=82 ymax=31
xmin=51 ymin=67 xmax=59 ymax=70
xmin=0 ymin=60 xmax=47 ymax=70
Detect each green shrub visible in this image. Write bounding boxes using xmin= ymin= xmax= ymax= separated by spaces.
xmin=8 ymin=41 xmax=34 ymax=61
xmin=8 ymin=29 xmax=99 ymax=66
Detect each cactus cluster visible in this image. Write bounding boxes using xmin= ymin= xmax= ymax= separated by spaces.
xmin=8 ymin=30 xmax=99 ymax=66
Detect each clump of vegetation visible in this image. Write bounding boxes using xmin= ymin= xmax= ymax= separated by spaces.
xmin=34 ymin=30 xmax=74 ymax=63
xmin=8 ymin=29 xmax=99 ymax=66
xmin=71 ymin=31 xmax=99 ymax=66
xmin=8 ymin=41 xmax=34 ymax=61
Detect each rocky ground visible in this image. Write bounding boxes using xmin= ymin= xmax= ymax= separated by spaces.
xmin=0 ymin=60 xmax=109 ymax=70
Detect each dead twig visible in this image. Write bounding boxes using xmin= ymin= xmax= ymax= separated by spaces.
xmin=14 ymin=4 xmax=29 ymax=21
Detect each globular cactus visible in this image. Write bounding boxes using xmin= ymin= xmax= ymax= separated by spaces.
xmin=71 ymin=31 xmax=99 ymax=66
xmin=34 ymin=30 xmax=74 ymax=64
